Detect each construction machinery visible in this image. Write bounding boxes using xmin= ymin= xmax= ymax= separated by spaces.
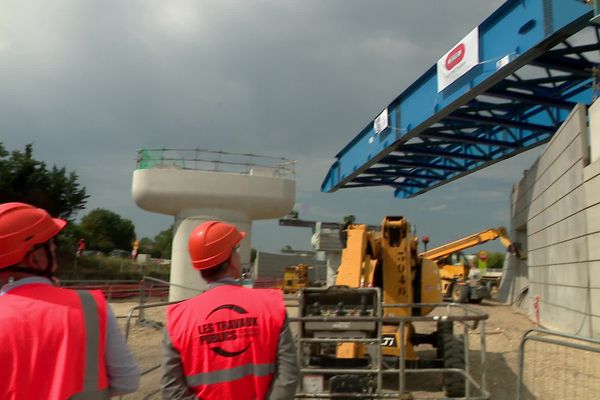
xmin=296 ymin=216 xmax=471 ymax=398
xmin=281 ymin=264 xmax=310 ymax=294
xmin=420 ymin=227 xmax=512 ymax=304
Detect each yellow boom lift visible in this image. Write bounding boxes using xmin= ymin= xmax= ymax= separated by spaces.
xmin=318 ymin=216 xmax=466 ymax=397
xmin=420 ymin=227 xmax=512 ymax=303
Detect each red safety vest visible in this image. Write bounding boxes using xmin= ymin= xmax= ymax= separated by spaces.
xmin=0 ymin=283 xmax=109 ymax=400
xmin=167 ymin=285 xmax=286 ymax=399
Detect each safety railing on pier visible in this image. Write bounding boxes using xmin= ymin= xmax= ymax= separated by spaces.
xmin=517 ymin=328 xmax=600 ymax=400
xmin=135 ymin=148 xmax=296 ymax=178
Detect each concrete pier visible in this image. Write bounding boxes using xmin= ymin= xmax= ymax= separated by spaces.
xmin=132 ymin=149 xmax=295 ymax=301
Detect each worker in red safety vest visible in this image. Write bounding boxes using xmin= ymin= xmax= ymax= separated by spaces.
xmin=160 ymin=221 xmax=299 ymax=399
xmin=0 ymin=202 xmax=141 ymax=399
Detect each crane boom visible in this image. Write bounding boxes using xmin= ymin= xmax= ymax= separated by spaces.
xmin=420 ymin=227 xmax=511 ymax=261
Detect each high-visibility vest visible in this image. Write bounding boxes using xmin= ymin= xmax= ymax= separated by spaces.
xmin=167 ymin=285 xmax=286 ymax=399
xmin=0 ymin=283 xmax=109 ymax=400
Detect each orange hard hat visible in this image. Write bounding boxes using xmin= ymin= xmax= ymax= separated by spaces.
xmin=0 ymin=202 xmax=67 ymax=269
xmin=188 ymin=221 xmax=245 ymax=270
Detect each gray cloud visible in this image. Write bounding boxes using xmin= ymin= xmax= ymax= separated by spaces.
xmin=1 ymin=0 xmax=528 ymax=253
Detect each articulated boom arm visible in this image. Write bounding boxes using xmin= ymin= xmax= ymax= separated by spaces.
xmin=420 ymin=227 xmax=511 ymax=262
xmin=335 ymin=216 xmax=441 ymax=318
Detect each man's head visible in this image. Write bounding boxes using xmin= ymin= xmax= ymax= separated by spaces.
xmin=188 ymin=221 xmax=245 ymax=281
xmin=0 ymin=202 xmax=67 ymax=277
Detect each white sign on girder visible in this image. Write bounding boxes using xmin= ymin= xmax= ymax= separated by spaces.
xmin=373 ymin=108 xmax=389 ymax=134
xmin=437 ymin=27 xmax=479 ymax=92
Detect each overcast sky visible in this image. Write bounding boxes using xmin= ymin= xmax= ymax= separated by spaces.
xmin=0 ymin=0 xmax=542 ymax=253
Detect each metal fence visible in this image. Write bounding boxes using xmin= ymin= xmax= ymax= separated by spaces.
xmin=517 ymin=328 xmax=600 ymax=400
xmin=290 ymin=300 xmax=491 ymax=399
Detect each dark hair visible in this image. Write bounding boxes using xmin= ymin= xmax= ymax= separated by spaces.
xmin=2 ymin=240 xmax=55 ymax=278
xmin=200 ymin=260 xmax=230 ymax=281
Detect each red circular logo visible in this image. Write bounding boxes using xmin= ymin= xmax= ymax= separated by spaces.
xmin=445 ymin=43 xmax=465 ymax=70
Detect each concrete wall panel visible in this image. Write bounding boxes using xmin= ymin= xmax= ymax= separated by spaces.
xmin=528 ymin=263 xmax=590 ymax=287
xmin=541 ymin=302 xmax=592 ymax=335
xmin=512 ymin=163 xmax=539 ymax=220
xmin=583 ymin=163 xmax=600 ymax=209
xmin=528 ymin=212 xmax=588 ymax=251
xmin=585 ymin=231 xmax=600 ymax=261
xmin=530 ymin=139 xmax=583 ymax=203
xmin=592 ymin=316 xmax=600 ymax=338
xmin=586 ymin=204 xmax=600 ymax=234
xmin=528 ymin=183 xmax=586 ymax=233
xmin=589 ymin=261 xmax=600 ymax=288
xmin=589 ymin=100 xmax=600 ymax=163
xmin=529 ymin=234 xmax=589 ymax=266
xmin=528 ymin=159 xmax=583 ymax=219
xmin=535 ymin=104 xmax=586 ymax=174
xmin=528 ymin=185 xmax=586 ymax=235
xmin=530 ymin=284 xmax=589 ymax=315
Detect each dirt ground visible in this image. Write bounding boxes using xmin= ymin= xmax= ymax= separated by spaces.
xmin=111 ymin=297 xmax=597 ymax=399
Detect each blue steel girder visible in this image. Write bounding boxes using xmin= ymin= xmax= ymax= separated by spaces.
xmin=321 ymin=0 xmax=599 ymax=198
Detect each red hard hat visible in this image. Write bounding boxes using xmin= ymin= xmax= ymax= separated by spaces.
xmin=188 ymin=221 xmax=245 ymax=270
xmin=0 ymin=202 xmax=67 ymax=269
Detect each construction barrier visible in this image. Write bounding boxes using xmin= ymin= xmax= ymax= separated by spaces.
xmin=517 ymin=328 xmax=600 ymax=400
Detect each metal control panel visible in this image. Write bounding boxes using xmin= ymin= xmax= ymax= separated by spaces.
xmin=299 ymin=286 xmax=380 ymax=334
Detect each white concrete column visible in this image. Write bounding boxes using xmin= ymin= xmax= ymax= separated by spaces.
xmin=169 ymin=208 xmax=251 ymax=302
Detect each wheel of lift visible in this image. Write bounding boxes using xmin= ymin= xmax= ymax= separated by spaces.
xmin=436 ymin=320 xmax=453 ymax=358
xmin=450 ymin=284 xmax=469 ymax=303
xmin=442 ymin=334 xmax=466 ymax=398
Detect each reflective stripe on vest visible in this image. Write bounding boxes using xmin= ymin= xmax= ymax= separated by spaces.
xmin=186 ymin=362 xmax=275 ymax=387
xmin=69 ymin=291 xmax=109 ymax=400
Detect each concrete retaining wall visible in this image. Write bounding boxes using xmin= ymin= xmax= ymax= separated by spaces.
xmin=500 ymin=103 xmax=600 ymax=338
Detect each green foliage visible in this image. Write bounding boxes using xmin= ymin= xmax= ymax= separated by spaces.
xmin=152 ymin=226 xmax=173 ymax=259
xmin=487 ymin=252 xmax=505 ymax=269
xmin=57 ymin=223 xmax=88 ymax=257
xmin=138 ymin=237 xmax=155 ymax=255
xmin=0 ymin=143 xmax=88 ymax=220
xmin=79 ymin=208 xmax=136 ymax=253
xmin=343 ymin=214 xmax=356 ymax=224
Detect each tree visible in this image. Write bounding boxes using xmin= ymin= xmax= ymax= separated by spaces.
xmin=152 ymin=226 xmax=173 ymax=259
xmin=138 ymin=237 xmax=155 ymax=255
xmin=0 ymin=143 xmax=88 ymax=220
xmin=79 ymin=209 xmax=136 ymax=253
xmin=487 ymin=252 xmax=505 ymax=269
